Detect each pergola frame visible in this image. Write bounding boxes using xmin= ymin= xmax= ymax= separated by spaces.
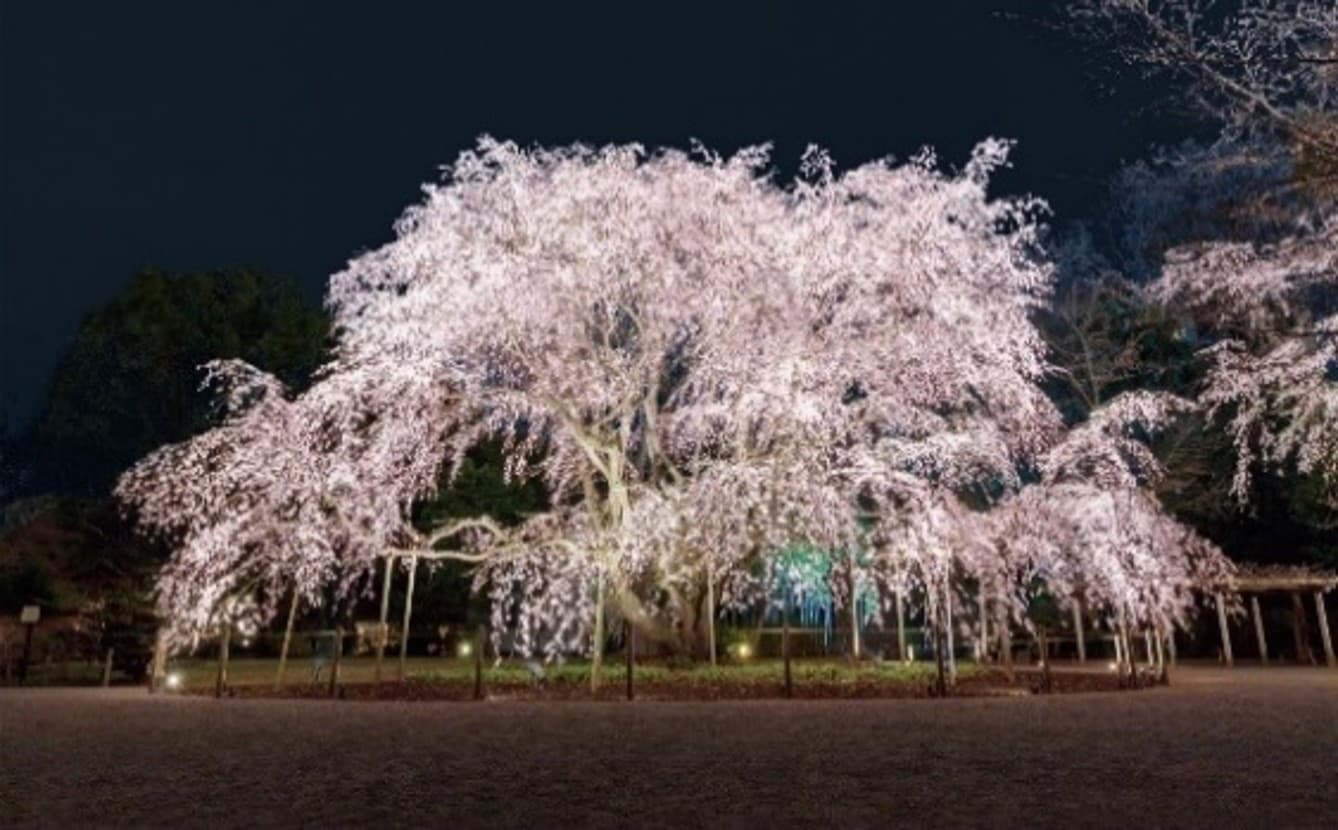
xmin=1215 ymin=565 xmax=1337 ymax=669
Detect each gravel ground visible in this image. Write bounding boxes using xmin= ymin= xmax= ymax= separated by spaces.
xmin=2 ymin=666 xmax=1335 ymax=828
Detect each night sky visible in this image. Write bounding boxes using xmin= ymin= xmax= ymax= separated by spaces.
xmin=2 ymin=0 xmax=1180 ymax=429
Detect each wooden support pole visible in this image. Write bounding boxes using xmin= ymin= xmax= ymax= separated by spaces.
xmin=625 ymin=619 xmax=634 ymax=701
xmin=276 ymin=589 xmax=300 ymax=690
xmin=1215 ymin=593 xmax=1234 ymax=667
xmin=375 ymin=556 xmax=394 ymax=687
xmin=473 ymin=625 xmax=485 ymax=700
xmin=591 ymin=573 xmax=604 ymax=693
xmin=978 ymin=589 xmax=990 ymax=663
xmin=849 ymin=564 xmax=861 ymax=660
xmin=895 ymin=587 xmax=907 ymax=663
xmin=782 ymin=584 xmax=793 ymax=698
xmin=399 ymin=555 xmax=417 ymax=682
xmin=706 ymin=564 xmax=717 ymax=667
xmin=328 ymin=628 xmax=343 ymax=697
xmin=214 ymin=622 xmax=231 ymax=699
xmin=1290 ymin=592 xmax=1313 ymax=665
xmin=1000 ymin=611 xmax=1014 ymax=682
xmin=1154 ymin=628 xmax=1167 ymax=683
xmin=1250 ymin=595 xmax=1268 ymax=665
xmin=932 ymin=590 xmax=948 ymax=696
xmin=101 ymin=648 xmax=114 ymax=688
xmin=148 ymin=630 xmax=166 ymax=694
xmin=944 ymin=583 xmax=956 ymax=684
xmin=1315 ymin=591 xmax=1335 ymax=669
xmin=1072 ymin=601 xmax=1086 ymax=664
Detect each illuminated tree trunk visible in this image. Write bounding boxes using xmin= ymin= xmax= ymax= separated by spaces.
xmin=275 ymin=589 xmax=300 ymax=690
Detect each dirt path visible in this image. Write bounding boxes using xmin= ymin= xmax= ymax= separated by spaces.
xmin=2 ymin=666 xmax=1335 ymax=828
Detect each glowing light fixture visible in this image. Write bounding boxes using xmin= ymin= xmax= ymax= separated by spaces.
xmin=165 ymin=672 xmax=183 ymax=690
xmin=737 ymin=643 xmax=752 ymax=659
xmin=457 ymin=642 xmax=472 ymax=658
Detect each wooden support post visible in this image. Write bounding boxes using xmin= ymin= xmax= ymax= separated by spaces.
xmin=1250 ymin=595 xmax=1268 ymax=665
xmin=1038 ymin=628 xmax=1052 ymax=693
xmin=978 ymin=589 xmax=990 ymax=663
xmin=1072 ymin=601 xmax=1086 ymax=664
xmin=399 ymin=555 xmax=417 ymax=682
xmin=214 ymin=622 xmax=231 ymax=699
xmin=895 ymin=587 xmax=907 ymax=663
xmin=276 ymin=589 xmax=300 ymax=690
xmin=1144 ymin=630 xmax=1154 ymax=667
xmin=1167 ymin=630 xmax=1177 ymax=667
xmin=1315 ymin=591 xmax=1335 ymax=669
xmin=19 ymin=622 xmax=34 ymax=686
xmin=1290 ymin=592 xmax=1313 ymax=665
xmin=591 ymin=573 xmax=604 ymax=693
xmin=375 ymin=556 xmax=394 ymax=687
xmin=328 ymin=628 xmax=343 ymax=698
xmin=706 ymin=564 xmax=717 ymax=667
xmin=932 ymin=590 xmax=948 ymax=696
xmin=1117 ymin=608 xmax=1132 ymax=684
xmin=782 ymin=584 xmax=793 ymax=698
xmin=101 ymin=648 xmax=114 ymax=688
xmin=625 ymin=620 xmax=634 ymax=701
xmin=849 ymin=564 xmax=861 ymax=661
xmin=1000 ymin=612 xmax=1014 ymax=682
xmin=473 ymin=625 xmax=485 ymax=700
xmin=944 ymin=583 xmax=956 ymax=684
xmin=1154 ymin=628 xmax=1167 ymax=683
xmin=1215 ymin=593 xmax=1234 ymax=667
xmin=148 ymin=630 xmax=166 ymax=693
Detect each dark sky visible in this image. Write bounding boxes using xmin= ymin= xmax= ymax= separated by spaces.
xmin=1 ymin=1 xmax=1175 ymax=429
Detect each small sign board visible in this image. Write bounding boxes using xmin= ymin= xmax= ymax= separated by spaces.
xmin=20 ymin=605 xmax=40 ymax=624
